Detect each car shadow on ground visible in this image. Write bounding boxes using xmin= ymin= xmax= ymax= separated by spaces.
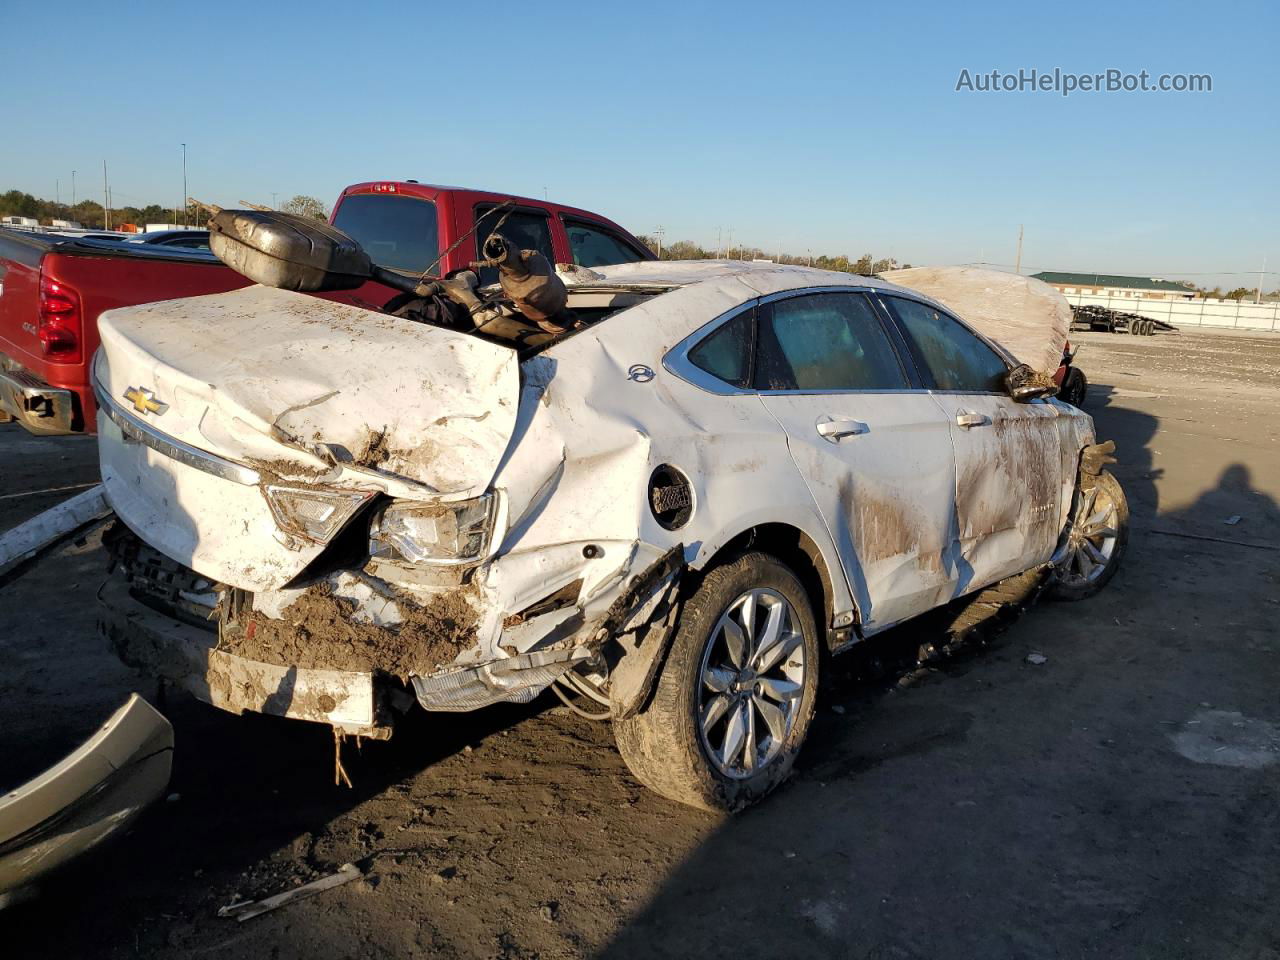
xmin=596 ymin=393 xmax=1280 ymax=959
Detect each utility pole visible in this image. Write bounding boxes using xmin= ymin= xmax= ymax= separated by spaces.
xmin=71 ymin=170 xmax=76 ymax=210
xmin=726 ymin=227 xmax=733 ymax=260
xmin=807 ymin=248 xmax=812 ymax=267
xmin=654 ymin=225 xmax=664 ymax=258
xmin=716 ymin=226 xmax=722 ymax=259
xmin=1257 ymin=257 xmax=1267 ymax=304
xmin=271 ymin=192 xmax=279 ymax=210
xmin=56 ymin=179 xmax=60 ymax=206
xmin=1014 ymin=224 xmax=1023 ymax=275
xmin=102 ymin=160 xmax=110 ymax=230
xmin=181 ymin=143 xmax=188 ymax=228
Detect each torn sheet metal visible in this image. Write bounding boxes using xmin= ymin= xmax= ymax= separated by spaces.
xmin=0 ymin=694 xmax=172 ymax=896
xmin=882 ymin=267 xmax=1072 ymax=375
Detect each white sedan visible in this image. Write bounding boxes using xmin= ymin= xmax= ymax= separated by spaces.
xmin=93 ymin=256 xmax=1127 ymax=811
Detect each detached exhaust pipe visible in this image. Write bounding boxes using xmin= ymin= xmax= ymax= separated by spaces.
xmin=473 ymin=234 xmax=570 ymax=330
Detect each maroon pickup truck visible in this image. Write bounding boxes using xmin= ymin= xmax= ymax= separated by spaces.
xmin=0 ymin=182 xmax=651 ymax=435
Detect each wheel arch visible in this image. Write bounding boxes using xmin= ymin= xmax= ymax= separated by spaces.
xmin=695 ymin=521 xmax=858 ymax=650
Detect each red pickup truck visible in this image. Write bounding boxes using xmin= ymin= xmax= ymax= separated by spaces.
xmin=0 ymin=182 xmax=652 ymax=435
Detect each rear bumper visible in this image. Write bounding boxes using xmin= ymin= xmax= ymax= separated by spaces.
xmin=97 ymin=577 xmax=386 ymax=737
xmin=0 ymin=362 xmax=79 ymax=435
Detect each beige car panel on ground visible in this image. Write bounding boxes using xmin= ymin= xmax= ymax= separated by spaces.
xmin=0 ymin=694 xmax=173 ymax=898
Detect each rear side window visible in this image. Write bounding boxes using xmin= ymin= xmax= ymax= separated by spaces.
xmin=474 ymin=207 xmax=554 ymax=285
xmin=564 ymin=219 xmax=645 ymax=267
xmin=756 ymin=293 xmax=907 ymax=391
xmin=688 ymin=308 xmax=755 ymax=387
xmin=332 ymin=194 xmax=439 ymax=274
xmin=882 ymin=296 xmax=1007 ymax=392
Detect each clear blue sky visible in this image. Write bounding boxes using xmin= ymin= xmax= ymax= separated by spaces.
xmin=2 ymin=0 xmax=1275 ymax=289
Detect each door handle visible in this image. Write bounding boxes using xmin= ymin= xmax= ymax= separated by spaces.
xmin=955 ymin=411 xmax=992 ymax=429
xmin=816 ymin=418 xmax=868 ymax=442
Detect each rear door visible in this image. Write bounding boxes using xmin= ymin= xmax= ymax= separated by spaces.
xmin=750 ymin=290 xmax=961 ymax=631
xmin=877 ymin=295 xmax=1065 ymax=591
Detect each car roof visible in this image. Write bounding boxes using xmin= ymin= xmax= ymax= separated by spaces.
xmin=562 ymin=259 xmax=906 ymax=299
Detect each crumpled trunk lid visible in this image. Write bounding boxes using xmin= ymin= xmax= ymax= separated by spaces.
xmin=95 ymin=285 xmax=519 ymax=590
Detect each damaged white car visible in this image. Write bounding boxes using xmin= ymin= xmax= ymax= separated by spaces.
xmin=93 ymin=212 xmax=1127 ymax=810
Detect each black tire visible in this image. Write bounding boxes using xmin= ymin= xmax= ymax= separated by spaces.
xmin=613 ymin=552 xmax=821 ymax=812
xmin=1059 ymin=368 xmax=1088 ymax=407
xmin=1144 ymin=320 xmax=1156 ymax=336
xmin=1049 ymin=470 xmax=1129 ymax=601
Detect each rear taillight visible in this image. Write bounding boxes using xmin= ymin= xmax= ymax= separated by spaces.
xmin=38 ymin=275 xmax=82 ymax=363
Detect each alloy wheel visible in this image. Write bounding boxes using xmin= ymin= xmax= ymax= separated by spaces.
xmin=697 ymin=588 xmax=807 ymax=779
xmin=1061 ymin=483 xmax=1121 ymax=585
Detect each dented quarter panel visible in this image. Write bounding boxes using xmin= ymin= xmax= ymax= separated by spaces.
xmin=485 ymin=275 xmax=857 ymax=641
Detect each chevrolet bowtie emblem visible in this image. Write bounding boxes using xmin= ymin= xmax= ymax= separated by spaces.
xmin=122 ymin=386 xmax=169 ymax=416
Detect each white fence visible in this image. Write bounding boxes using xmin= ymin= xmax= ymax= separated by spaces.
xmin=1064 ymin=292 xmax=1280 ymax=332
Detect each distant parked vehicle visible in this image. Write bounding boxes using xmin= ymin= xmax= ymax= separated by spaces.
xmin=126 ymin=230 xmax=211 ymax=250
xmin=1070 ymin=304 xmax=1173 ymax=337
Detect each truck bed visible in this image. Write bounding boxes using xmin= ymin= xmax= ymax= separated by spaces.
xmin=0 ymin=228 xmax=252 ymax=433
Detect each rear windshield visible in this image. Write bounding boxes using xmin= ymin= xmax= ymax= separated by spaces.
xmin=332 ymin=194 xmax=439 ymax=275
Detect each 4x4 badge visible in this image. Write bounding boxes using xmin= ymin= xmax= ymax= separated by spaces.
xmin=122 ymin=386 xmax=169 ymax=416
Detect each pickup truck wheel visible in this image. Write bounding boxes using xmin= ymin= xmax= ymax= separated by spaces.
xmin=613 ymin=552 xmax=820 ymax=812
xmin=1049 ymin=470 xmax=1128 ymax=601
xmin=1059 ymin=368 xmax=1088 ymax=407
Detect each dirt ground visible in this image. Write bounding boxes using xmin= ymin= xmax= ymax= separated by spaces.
xmin=1 ymin=327 xmax=1278 ymax=959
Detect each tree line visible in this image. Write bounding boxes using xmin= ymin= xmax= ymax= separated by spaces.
xmin=634 ymin=235 xmax=910 ymax=276
xmin=0 ymin=189 xmax=328 ymax=229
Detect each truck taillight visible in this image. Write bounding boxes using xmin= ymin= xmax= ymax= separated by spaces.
xmin=38 ymin=276 xmax=82 ymax=363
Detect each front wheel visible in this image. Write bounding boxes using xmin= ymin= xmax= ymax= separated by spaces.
xmin=1049 ymin=470 xmax=1129 ymax=600
xmin=1059 ymin=367 xmax=1088 ymax=407
xmin=613 ymin=552 xmax=820 ymax=811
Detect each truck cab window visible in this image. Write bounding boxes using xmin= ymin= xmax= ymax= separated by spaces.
xmin=565 ymin=220 xmax=645 ymax=267
xmin=331 ymin=194 xmax=440 ymax=275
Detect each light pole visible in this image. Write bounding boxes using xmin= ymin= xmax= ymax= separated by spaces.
xmin=71 ymin=170 xmax=76 ymax=210
xmin=181 ymin=143 xmax=188 ymax=227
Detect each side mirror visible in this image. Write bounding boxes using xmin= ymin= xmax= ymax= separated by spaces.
xmin=1004 ymin=363 xmax=1058 ymax=402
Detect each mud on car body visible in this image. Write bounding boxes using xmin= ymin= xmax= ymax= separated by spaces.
xmin=94 ymin=219 xmax=1127 ymax=810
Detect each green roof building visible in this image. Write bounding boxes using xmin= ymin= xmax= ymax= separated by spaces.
xmin=1032 ymin=272 xmax=1197 ymax=300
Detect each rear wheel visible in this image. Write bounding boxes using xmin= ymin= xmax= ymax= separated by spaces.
xmin=613 ymin=552 xmax=820 ymax=811
xmin=1049 ymin=470 xmax=1128 ymax=600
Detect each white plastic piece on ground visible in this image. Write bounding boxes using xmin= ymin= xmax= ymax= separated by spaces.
xmin=882 ymin=267 xmax=1072 ymax=375
xmin=218 ymin=862 xmax=363 ymax=921
xmin=0 ymin=484 xmax=110 ymax=571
